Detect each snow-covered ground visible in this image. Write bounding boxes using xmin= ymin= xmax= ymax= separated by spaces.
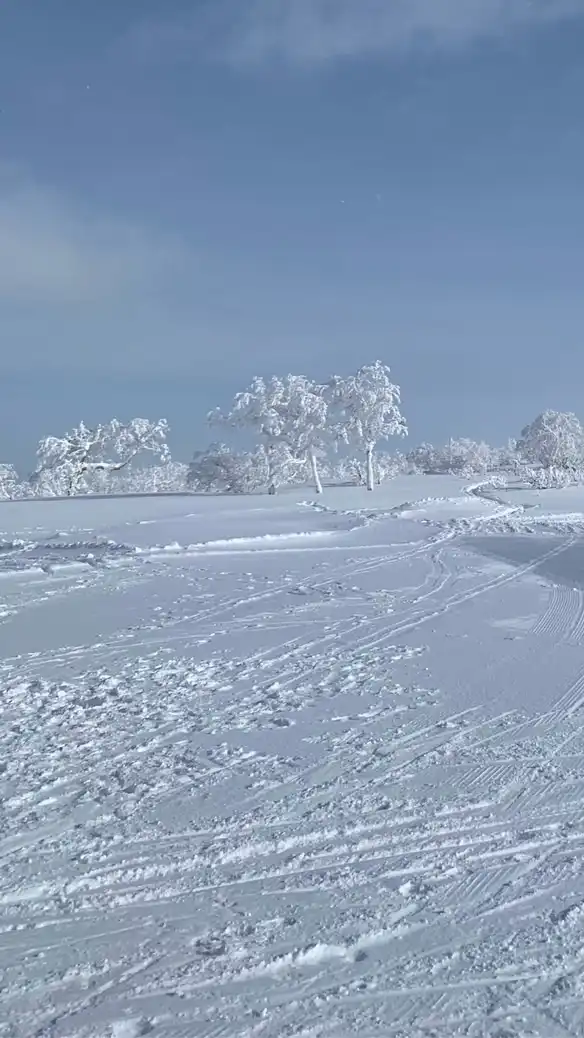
xmin=5 ymin=476 xmax=584 ymax=1036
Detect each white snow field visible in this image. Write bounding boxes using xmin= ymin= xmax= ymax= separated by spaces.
xmin=6 ymin=476 xmax=584 ymax=1037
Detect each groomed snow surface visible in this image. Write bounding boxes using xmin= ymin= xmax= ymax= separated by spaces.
xmin=5 ymin=476 xmax=584 ymax=1036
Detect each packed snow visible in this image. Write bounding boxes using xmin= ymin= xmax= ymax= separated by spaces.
xmin=4 ymin=477 xmax=584 ymax=1036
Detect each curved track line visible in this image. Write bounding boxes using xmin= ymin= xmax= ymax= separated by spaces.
xmin=532 ymin=583 xmax=581 ymax=641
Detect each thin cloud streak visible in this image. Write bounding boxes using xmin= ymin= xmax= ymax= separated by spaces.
xmin=123 ymin=0 xmax=584 ymax=66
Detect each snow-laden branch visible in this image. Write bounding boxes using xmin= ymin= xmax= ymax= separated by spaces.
xmin=32 ymin=418 xmax=170 ymax=496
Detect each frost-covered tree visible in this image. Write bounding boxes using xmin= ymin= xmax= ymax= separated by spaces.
xmin=209 ymin=375 xmax=329 ymax=493
xmin=406 ymin=439 xmax=500 ymax=476
xmin=128 ymin=461 xmax=188 ymax=494
xmin=327 ymin=452 xmax=401 ymax=486
xmin=0 ymin=463 xmax=20 ymax=500
xmin=392 ymin=450 xmax=419 ymax=476
xmin=406 ymin=442 xmax=442 ymax=474
xmin=327 ymin=360 xmax=407 ymax=491
xmin=335 ymin=456 xmax=368 ymax=486
xmin=439 ymin=438 xmax=497 ymax=476
xmin=111 ymin=418 xmax=170 ymax=471
xmin=33 ymin=418 xmax=170 ymax=496
xmin=496 ymin=438 xmax=525 ymax=476
xmin=375 ymin=452 xmax=402 ymax=483
xmin=188 ymin=443 xmax=262 ymax=495
xmin=451 ymin=439 xmax=494 ymax=475
xmin=517 ymin=411 xmax=584 ymax=475
xmin=523 ymin=464 xmax=574 ymax=489
xmin=188 ymin=442 xmax=304 ymax=495
xmin=85 ymin=460 xmax=188 ymax=496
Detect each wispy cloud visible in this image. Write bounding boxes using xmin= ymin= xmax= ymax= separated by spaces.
xmin=0 ymin=170 xmax=187 ymax=306
xmin=124 ymin=0 xmax=584 ymax=66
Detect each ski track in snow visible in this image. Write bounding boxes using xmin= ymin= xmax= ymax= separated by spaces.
xmin=5 ymin=481 xmax=584 ymax=1036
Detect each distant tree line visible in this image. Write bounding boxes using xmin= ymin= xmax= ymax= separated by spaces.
xmin=0 ymin=361 xmax=582 ymax=499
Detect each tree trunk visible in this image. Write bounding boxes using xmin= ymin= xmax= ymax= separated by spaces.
xmin=266 ymin=445 xmax=277 ymax=494
xmin=309 ymin=453 xmax=323 ymax=494
xmin=366 ymin=445 xmax=375 ymax=492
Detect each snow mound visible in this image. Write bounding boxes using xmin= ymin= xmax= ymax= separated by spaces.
xmin=0 ymin=537 xmax=136 ymax=577
xmin=395 ymin=495 xmax=502 ymax=521
xmin=136 ymin=529 xmax=340 ymax=556
xmin=478 ymin=511 xmax=584 ymax=536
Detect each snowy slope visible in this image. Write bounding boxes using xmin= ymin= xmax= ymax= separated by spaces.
xmin=3 ymin=478 xmax=584 ymax=1036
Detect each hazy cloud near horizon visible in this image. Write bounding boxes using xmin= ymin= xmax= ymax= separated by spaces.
xmin=0 ymin=170 xmax=338 ymax=380
xmin=0 ymin=172 xmax=188 ymax=307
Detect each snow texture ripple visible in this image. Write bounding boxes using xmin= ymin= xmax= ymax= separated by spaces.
xmin=3 ymin=478 xmax=584 ymax=1036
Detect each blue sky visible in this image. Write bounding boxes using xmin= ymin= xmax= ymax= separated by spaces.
xmin=2 ymin=0 xmax=584 ymax=469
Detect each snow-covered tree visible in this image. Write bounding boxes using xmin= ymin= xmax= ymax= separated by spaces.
xmin=496 ymin=438 xmax=522 ymax=475
xmin=111 ymin=418 xmax=170 ymax=471
xmin=517 ymin=410 xmax=584 ymax=475
xmin=209 ymin=375 xmax=329 ymax=493
xmin=188 ymin=442 xmax=306 ymax=495
xmin=453 ymin=439 xmax=494 ymax=475
xmin=33 ymin=418 xmax=170 ymax=496
xmin=128 ymin=460 xmax=188 ymax=494
xmin=374 ymin=452 xmax=402 ymax=483
xmin=522 ymin=465 xmax=574 ymax=489
xmin=406 ymin=442 xmax=442 ymax=474
xmin=327 ymin=360 xmax=407 ymax=491
xmin=0 ymin=463 xmax=20 ymax=500
xmin=393 ymin=450 xmax=419 ymax=476
xmin=406 ymin=439 xmax=500 ymax=476
xmin=188 ymin=443 xmax=262 ymax=495
xmin=329 ymin=453 xmax=401 ymax=486
xmin=85 ymin=460 xmax=188 ymax=495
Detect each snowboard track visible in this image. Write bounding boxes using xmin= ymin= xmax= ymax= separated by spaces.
xmin=4 ymin=495 xmax=584 ymax=1037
